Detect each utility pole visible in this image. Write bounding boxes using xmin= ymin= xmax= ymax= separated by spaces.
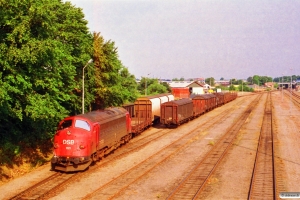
xmin=82 ymin=59 xmax=93 ymax=114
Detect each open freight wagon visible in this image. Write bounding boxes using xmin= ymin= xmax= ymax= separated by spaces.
xmin=123 ymin=93 xmax=174 ymax=134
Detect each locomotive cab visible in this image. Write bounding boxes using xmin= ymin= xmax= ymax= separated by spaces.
xmin=51 ymin=117 xmax=95 ymax=172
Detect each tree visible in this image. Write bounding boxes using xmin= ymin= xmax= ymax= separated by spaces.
xmin=205 ymin=77 xmax=215 ymax=86
xmin=147 ymin=79 xmax=168 ymax=95
xmin=161 ymin=82 xmax=172 ymax=93
xmin=172 ymin=77 xmax=185 ymax=81
xmin=252 ymin=75 xmax=260 ymax=85
xmin=0 ymin=0 xmax=92 ymax=160
xmin=247 ymin=76 xmax=253 ymax=84
xmin=228 ymin=85 xmax=236 ymax=91
xmin=237 ymin=84 xmax=254 ymax=92
xmin=91 ymin=32 xmax=138 ymax=109
xmin=137 ymin=78 xmax=169 ymax=96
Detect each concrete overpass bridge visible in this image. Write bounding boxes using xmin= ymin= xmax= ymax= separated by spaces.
xmin=278 ymin=82 xmax=298 ymax=89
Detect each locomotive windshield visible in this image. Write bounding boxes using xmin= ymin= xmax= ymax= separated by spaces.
xmin=58 ymin=119 xmax=72 ymax=130
xmin=75 ymin=119 xmax=90 ymax=131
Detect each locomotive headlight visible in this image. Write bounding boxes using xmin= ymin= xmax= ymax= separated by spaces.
xmin=79 ymin=144 xmax=85 ymax=149
xmin=66 ymin=130 xmax=71 ymax=135
xmin=54 ymin=143 xmax=59 ymax=149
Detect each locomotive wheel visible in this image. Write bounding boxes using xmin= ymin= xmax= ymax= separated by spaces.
xmin=92 ymin=153 xmax=98 ymax=162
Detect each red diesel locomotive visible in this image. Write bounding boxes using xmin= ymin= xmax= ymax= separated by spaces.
xmin=51 ymin=107 xmax=131 ymax=172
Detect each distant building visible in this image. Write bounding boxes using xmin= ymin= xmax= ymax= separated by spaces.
xmin=168 ymin=81 xmax=205 ymax=98
xmin=264 ymin=82 xmax=274 ymax=89
xmin=215 ymin=80 xmax=230 ymax=86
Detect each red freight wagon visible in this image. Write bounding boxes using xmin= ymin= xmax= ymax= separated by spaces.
xmin=160 ymin=98 xmax=194 ymax=126
xmin=214 ymin=92 xmax=225 ymax=106
xmin=130 ymin=99 xmax=152 ymax=134
xmin=190 ymin=94 xmax=207 ymax=117
xmin=190 ymin=94 xmax=217 ymax=112
xmin=130 ymin=93 xmax=174 ymax=134
xmin=200 ymin=94 xmax=216 ymax=111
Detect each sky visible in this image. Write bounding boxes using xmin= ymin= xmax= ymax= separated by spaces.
xmin=66 ymin=0 xmax=300 ymax=80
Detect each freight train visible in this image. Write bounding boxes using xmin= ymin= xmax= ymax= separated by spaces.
xmin=51 ymin=92 xmax=237 ymax=172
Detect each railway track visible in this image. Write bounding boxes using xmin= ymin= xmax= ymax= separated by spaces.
xmin=272 ymin=90 xmax=298 ymax=198
xmin=9 ymin=95 xmax=248 ymax=200
xmin=166 ymin=94 xmax=262 ymax=200
xmin=283 ymin=89 xmax=300 ymax=108
xmin=81 ymin=95 xmax=258 ymax=199
xmin=248 ymin=92 xmax=275 ymax=199
xmin=8 ymin=128 xmax=173 ymax=200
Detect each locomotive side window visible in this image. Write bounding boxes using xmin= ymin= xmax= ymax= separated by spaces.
xmin=59 ymin=120 xmax=72 ymax=130
xmin=75 ymin=120 xmax=90 ymax=131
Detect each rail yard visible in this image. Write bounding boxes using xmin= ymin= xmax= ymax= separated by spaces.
xmin=1 ymin=90 xmax=300 ymax=200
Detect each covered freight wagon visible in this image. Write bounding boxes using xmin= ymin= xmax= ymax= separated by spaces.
xmin=130 ymin=93 xmax=174 ymax=134
xmin=160 ymin=98 xmax=194 ymax=126
xmin=214 ymin=92 xmax=225 ymax=106
xmin=224 ymin=92 xmax=237 ymax=103
xmin=190 ymin=94 xmax=207 ymax=117
xmin=134 ymin=93 xmax=174 ymax=123
xmin=191 ymin=94 xmax=216 ymax=111
xmin=202 ymin=94 xmax=216 ymax=111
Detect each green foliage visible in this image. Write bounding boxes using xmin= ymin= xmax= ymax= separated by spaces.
xmin=273 ymin=75 xmax=299 ymax=83
xmin=137 ymin=78 xmax=169 ymax=96
xmin=252 ymin=75 xmax=272 ymax=86
xmin=0 ymin=0 xmax=92 ymax=162
xmin=237 ymin=84 xmax=254 ymax=92
xmin=205 ymin=77 xmax=215 ymax=86
xmin=228 ymin=85 xmax=236 ymax=91
xmin=214 ymin=85 xmax=231 ymax=92
xmin=172 ymin=77 xmax=184 ymax=81
xmin=229 ymin=78 xmax=238 ymax=85
xmin=161 ymin=82 xmax=172 ymax=93
xmin=147 ymin=81 xmax=168 ymax=95
xmin=247 ymin=76 xmax=253 ymax=83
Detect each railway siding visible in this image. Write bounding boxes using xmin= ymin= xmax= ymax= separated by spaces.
xmin=2 ymin=91 xmax=300 ymax=199
xmin=248 ymin=92 xmax=274 ymax=199
xmin=166 ymin=94 xmax=262 ymax=199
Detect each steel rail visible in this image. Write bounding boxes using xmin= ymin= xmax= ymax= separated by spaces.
xmin=166 ymin=94 xmax=262 ymax=200
xmin=248 ymin=92 xmax=274 ymax=199
xmin=82 ymin=96 xmax=249 ymax=199
xmin=10 ymin=96 xmax=246 ymax=200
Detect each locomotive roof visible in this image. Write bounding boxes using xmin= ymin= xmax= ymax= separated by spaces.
xmin=76 ymin=107 xmax=127 ymax=125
